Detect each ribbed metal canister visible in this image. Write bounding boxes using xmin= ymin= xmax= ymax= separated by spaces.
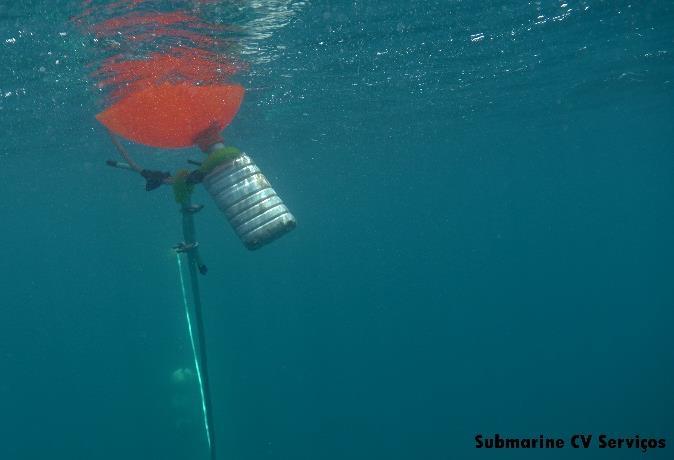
xmin=202 ymin=153 xmax=296 ymax=250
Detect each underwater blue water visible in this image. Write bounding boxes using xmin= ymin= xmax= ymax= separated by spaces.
xmin=1 ymin=1 xmax=673 ymax=459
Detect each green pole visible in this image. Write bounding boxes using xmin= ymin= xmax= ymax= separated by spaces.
xmin=180 ymin=198 xmax=217 ymax=460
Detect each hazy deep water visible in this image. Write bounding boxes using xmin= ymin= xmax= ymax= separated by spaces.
xmin=1 ymin=1 xmax=673 ymax=459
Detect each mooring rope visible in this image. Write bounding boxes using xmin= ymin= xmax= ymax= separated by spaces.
xmin=176 ymin=252 xmax=213 ymax=453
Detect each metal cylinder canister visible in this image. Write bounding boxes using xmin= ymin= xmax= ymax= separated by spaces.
xmin=202 ymin=153 xmax=296 ymax=250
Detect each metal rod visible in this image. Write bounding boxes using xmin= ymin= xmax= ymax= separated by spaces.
xmin=180 ymin=198 xmax=217 ymax=460
xmin=107 ymin=130 xmax=144 ymax=173
xmin=106 ymin=159 xmax=134 ymax=170
xmin=106 ymin=131 xmax=174 ymax=185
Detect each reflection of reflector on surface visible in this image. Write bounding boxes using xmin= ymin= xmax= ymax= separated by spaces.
xmin=96 ymin=82 xmax=244 ymax=148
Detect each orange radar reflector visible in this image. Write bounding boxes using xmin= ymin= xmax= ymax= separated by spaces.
xmin=96 ymin=82 xmax=244 ymax=148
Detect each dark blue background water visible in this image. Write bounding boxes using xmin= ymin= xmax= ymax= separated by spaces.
xmin=1 ymin=1 xmax=673 ymax=459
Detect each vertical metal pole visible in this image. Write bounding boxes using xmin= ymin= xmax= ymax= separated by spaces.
xmin=180 ymin=198 xmax=217 ymax=460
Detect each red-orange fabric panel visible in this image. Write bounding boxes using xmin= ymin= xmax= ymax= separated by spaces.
xmin=96 ymin=82 xmax=244 ymax=148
